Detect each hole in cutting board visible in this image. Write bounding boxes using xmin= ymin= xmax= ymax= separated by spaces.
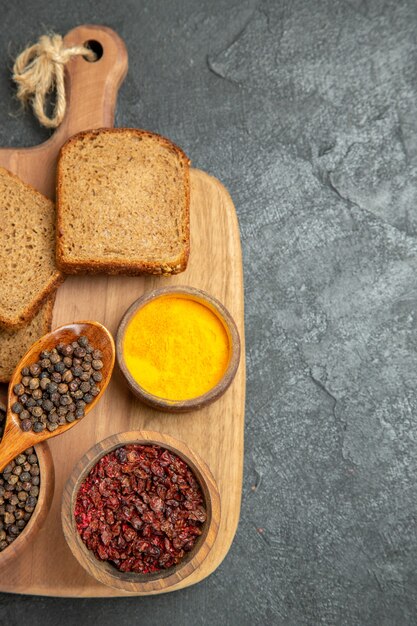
xmin=83 ymin=40 xmax=103 ymax=62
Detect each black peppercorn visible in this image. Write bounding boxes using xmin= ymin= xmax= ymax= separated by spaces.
xmin=72 ymin=366 xmax=83 ymax=377
xmin=62 ymin=369 xmax=73 ymax=383
xmin=77 ymin=336 xmax=89 ymax=348
xmin=50 ymin=352 xmax=60 ymax=365
xmin=42 ymin=399 xmax=54 ymax=412
xmin=61 ymin=344 xmax=73 ymax=356
xmin=50 ymin=392 xmax=60 ymax=406
xmin=21 ymin=420 xmax=32 ymax=432
xmin=12 ymin=336 xmax=103 ymax=436
xmin=13 ymin=383 xmax=25 ymax=396
xmin=11 ymin=402 xmax=23 ymax=414
xmin=46 ymin=382 xmax=58 ymax=394
xmin=29 ymin=378 xmax=39 ymax=390
xmin=29 ymin=363 xmax=41 ymax=376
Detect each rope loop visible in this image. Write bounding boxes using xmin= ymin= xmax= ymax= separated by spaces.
xmin=12 ymin=33 xmax=96 ymax=128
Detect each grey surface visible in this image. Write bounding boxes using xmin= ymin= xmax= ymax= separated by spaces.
xmin=0 ymin=0 xmax=416 ymax=624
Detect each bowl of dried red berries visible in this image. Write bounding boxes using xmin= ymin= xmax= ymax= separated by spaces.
xmin=61 ymin=430 xmax=220 ymax=593
xmin=0 ymin=400 xmax=55 ymax=570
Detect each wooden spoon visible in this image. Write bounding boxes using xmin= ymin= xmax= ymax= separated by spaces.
xmin=0 ymin=321 xmax=115 ymax=471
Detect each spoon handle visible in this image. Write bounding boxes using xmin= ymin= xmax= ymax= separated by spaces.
xmin=0 ymin=422 xmax=34 ymax=472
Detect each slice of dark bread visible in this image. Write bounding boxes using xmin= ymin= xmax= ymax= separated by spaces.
xmin=0 ymin=167 xmax=63 ymax=329
xmin=0 ymin=295 xmax=55 ymax=382
xmin=56 ymin=128 xmax=191 ymax=275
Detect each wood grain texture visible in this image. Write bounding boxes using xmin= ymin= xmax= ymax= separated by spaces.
xmin=0 ymin=322 xmax=115 ymax=472
xmin=0 ymin=168 xmax=245 ymax=596
xmin=0 ymin=25 xmax=128 ymax=198
xmin=62 ymin=430 xmax=221 ymax=593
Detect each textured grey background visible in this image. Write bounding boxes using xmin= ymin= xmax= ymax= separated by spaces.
xmin=0 ymin=0 xmax=416 ymax=624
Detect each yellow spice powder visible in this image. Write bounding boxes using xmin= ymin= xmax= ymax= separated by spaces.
xmin=123 ymin=295 xmax=230 ymax=401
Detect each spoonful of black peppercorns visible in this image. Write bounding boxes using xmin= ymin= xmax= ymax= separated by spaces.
xmin=0 ymin=322 xmax=115 ymax=472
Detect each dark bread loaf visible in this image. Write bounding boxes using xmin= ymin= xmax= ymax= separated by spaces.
xmin=0 ymin=296 xmax=55 ymax=382
xmin=0 ymin=167 xmax=63 ymax=329
xmin=56 ymin=128 xmax=190 ymax=275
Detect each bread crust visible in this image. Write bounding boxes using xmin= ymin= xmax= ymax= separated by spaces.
xmin=56 ymin=127 xmax=190 ymax=276
xmin=0 ymin=293 xmax=56 ymax=382
xmin=0 ymin=272 xmax=63 ymax=330
xmin=0 ymin=167 xmax=64 ymax=330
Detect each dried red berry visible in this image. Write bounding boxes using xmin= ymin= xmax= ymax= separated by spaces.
xmin=75 ymin=444 xmax=206 ymax=574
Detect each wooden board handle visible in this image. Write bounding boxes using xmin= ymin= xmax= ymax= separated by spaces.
xmin=0 ymin=25 xmax=128 ymax=197
xmin=58 ymin=25 xmax=128 ymax=141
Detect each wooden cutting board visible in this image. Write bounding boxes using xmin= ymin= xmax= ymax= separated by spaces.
xmin=0 ymin=25 xmax=245 ymax=596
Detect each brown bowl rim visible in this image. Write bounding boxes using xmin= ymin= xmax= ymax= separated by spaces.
xmin=0 ymin=401 xmax=55 ymax=570
xmin=116 ymin=286 xmax=241 ymax=412
xmin=61 ymin=430 xmax=221 ymax=593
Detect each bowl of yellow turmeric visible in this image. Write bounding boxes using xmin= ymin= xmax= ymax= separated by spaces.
xmin=116 ymin=286 xmax=241 ymax=412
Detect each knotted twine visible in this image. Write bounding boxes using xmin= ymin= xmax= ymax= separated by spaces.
xmin=12 ymin=33 xmax=96 ymax=129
